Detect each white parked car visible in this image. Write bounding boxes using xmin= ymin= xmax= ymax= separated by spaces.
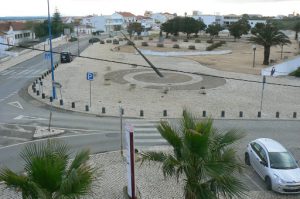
xmin=245 ymin=138 xmax=300 ymax=194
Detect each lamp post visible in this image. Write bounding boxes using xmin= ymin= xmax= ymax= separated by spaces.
xmin=47 ymin=0 xmax=56 ymax=99
xmin=77 ymin=25 xmax=80 ymax=56
xmin=252 ymin=44 xmax=256 ymax=68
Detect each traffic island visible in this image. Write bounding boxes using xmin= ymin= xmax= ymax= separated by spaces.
xmin=33 ymin=126 xmax=65 ymax=139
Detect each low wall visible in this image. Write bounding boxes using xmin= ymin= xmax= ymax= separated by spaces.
xmin=261 ymin=56 xmax=300 ymax=76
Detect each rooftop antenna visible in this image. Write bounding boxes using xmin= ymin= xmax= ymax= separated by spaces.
xmin=120 ymin=31 xmax=164 ymax=78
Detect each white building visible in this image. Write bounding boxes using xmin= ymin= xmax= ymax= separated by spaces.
xmin=136 ymin=15 xmax=154 ymax=30
xmin=151 ymin=13 xmax=168 ymax=24
xmin=192 ymin=14 xmax=223 ymax=26
xmin=0 ymin=22 xmax=34 ymax=52
xmin=248 ymin=19 xmax=267 ymax=28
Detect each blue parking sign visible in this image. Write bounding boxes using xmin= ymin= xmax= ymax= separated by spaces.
xmin=86 ymin=72 xmax=94 ymax=81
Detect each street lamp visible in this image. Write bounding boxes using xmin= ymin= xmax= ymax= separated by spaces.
xmin=47 ymin=0 xmax=56 ymax=99
xmin=252 ymin=44 xmax=256 ymax=68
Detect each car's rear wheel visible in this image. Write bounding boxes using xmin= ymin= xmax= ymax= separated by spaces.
xmin=265 ymin=176 xmax=272 ymax=190
xmin=245 ymin=152 xmax=251 ymax=166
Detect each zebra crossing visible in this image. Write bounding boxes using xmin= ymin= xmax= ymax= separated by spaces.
xmin=0 ymin=68 xmax=46 ymax=79
xmin=126 ymin=119 xmax=168 ymax=149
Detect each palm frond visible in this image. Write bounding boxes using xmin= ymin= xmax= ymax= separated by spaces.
xmin=140 ymin=151 xmax=169 ymax=164
xmin=68 ymin=149 xmax=90 ymax=174
xmin=157 ymin=121 xmax=182 ymax=157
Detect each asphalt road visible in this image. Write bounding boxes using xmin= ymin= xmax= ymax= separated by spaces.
xmin=0 ymin=34 xmax=300 ymax=195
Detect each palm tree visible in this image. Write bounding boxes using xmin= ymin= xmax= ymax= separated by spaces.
xmin=249 ymin=23 xmax=291 ymax=65
xmin=0 ymin=139 xmax=94 ymax=199
xmin=141 ymin=110 xmax=247 ymax=199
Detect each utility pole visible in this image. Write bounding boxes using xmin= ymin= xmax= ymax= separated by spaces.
xmin=77 ymin=25 xmax=80 ymax=56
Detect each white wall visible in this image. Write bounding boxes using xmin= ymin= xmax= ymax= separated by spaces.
xmin=261 ymin=56 xmax=300 ymax=76
xmin=192 ymin=15 xmax=221 ymax=26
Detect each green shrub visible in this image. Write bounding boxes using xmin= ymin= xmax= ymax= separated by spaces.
xmin=183 ymin=38 xmax=188 ymax=42
xmin=195 ymin=39 xmax=201 ymax=43
xmin=138 ymin=36 xmax=143 ymax=40
xmin=173 ymin=44 xmax=180 ymax=48
xmin=157 ymin=43 xmax=164 ymax=47
xmin=289 ymin=67 xmax=300 ymax=77
xmin=207 ymin=40 xmax=213 ymax=44
xmin=119 ymin=38 xmax=123 ymax=41
xmin=106 ymin=39 xmax=112 ymax=43
xmin=113 ymin=39 xmax=119 ymax=44
xmin=188 ymin=45 xmax=196 ymax=50
xmin=141 ymin=42 xmax=148 ymax=46
xmin=89 ymin=38 xmax=100 ymax=43
xmin=68 ymin=37 xmax=78 ymax=42
xmin=148 ymin=37 xmax=153 ymax=41
xmin=127 ymin=41 xmax=134 ymax=45
xmin=100 ymin=40 xmax=105 ymax=44
xmin=206 ymin=41 xmax=226 ymax=51
xmin=171 ymin=37 xmax=177 ymax=42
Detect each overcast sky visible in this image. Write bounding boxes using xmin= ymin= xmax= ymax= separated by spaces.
xmin=1 ymin=0 xmax=299 ymax=17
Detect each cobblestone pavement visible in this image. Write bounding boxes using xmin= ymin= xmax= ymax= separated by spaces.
xmin=1 ymin=150 xmax=300 ymax=199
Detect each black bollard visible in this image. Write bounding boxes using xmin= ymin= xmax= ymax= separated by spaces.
xmin=42 ymin=93 xmax=45 ymax=99
xmin=50 ymin=96 xmax=53 ymax=102
xmin=140 ymin=110 xmax=144 ymax=117
xmin=71 ymin=102 xmax=75 ymax=108
xmin=60 ymin=99 xmax=63 ymax=106
xmin=221 ymin=110 xmax=225 ymax=118
xmin=239 ymin=111 xmax=243 ymax=118
xmin=102 ymin=107 xmax=106 ymax=114
xmin=85 ymin=105 xmax=89 ymax=111
xmin=257 ymin=111 xmax=261 ymax=118
xmin=293 ymin=112 xmax=297 ymax=118
xmin=276 ymin=112 xmax=280 ymax=118
xmin=163 ymin=110 xmax=167 ymax=117
xmin=33 ymin=87 xmax=36 ymax=93
xmin=36 ymin=90 xmax=40 ymax=96
xmin=202 ymin=111 xmax=206 ymax=117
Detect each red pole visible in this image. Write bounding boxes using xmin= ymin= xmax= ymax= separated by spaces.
xmin=130 ymin=130 xmax=136 ymax=199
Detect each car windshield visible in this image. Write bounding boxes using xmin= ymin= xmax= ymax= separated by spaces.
xmin=269 ymin=152 xmax=298 ymax=169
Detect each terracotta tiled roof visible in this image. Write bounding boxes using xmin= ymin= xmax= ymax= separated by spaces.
xmin=0 ymin=21 xmax=27 ymax=32
xmin=117 ymin=12 xmax=135 ymax=17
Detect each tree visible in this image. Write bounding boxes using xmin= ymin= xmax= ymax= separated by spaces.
xmin=249 ymin=23 xmax=291 ymax=65
xmin=206 ymin=24 xmax=224 ymax=40
xmin=161 ymin=17 xmax=206 ymax=38
xmin=229 ymin=18 xmax=251 ymax=41
xmin=141 ymin=110 xmax=247 ymax=199
xmin=0 ymin=140 xmax=95 ymax=198
xmin=293 ymin=21 xmax=300 ymax=40
xmin=127 ymin=22 xmax=142 ymax=38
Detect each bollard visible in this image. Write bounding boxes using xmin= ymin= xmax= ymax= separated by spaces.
xmin=239 ymin=111 xmax=243 ymax=118
xmin=50 ymin=97 xmax=53 ymax=102
xmin=32 ymin=84 xmax=35 ymax=90
xmin=39 ymin=77 xmax=41 ymax=81
xmin=202 ymin=111 xmax=206 ymax=117
xmin=85 ymin=105 xmax=89 ymax=111
xmin=276 ymin=112 xmax=280 ymax=118
xmin=33 ymin=87 xmax=36 ymax=93
xmin=221 ymin=110 xmax=225 ymax=118
xmin=41 ymin=75 xmax=44 ymax=79
xmin=102 ymin=107 xmax=106 ymax=114
xmin=257 ymin=111 xmax=261 ymax=118
xmin=163 ymin=110 xmax=167 ymax=117
xmin=293 ymin=112 xmax=297 ymax=118
xmin=60 ymin=99 xmax=63 ymax=106
xmin=35 ymin=79 xmax=38 ymax=83
xmin=36 ymin=90 xmax=40 ymax=96
xmin=121 ymin=108 xmax=124 ymax=115
xmin=42 ymin=93 xmax=45 ymax=99
xmin=71 ymin=102 xmax=75 ymax=108
xmin=40 ymin=81 xmax=43 ymax=86
xmin=140 ymin=110 xmax=144 ymax=117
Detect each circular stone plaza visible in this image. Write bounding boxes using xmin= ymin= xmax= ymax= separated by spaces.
xmin=29 ymin=36 xmax=300 ymax=119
